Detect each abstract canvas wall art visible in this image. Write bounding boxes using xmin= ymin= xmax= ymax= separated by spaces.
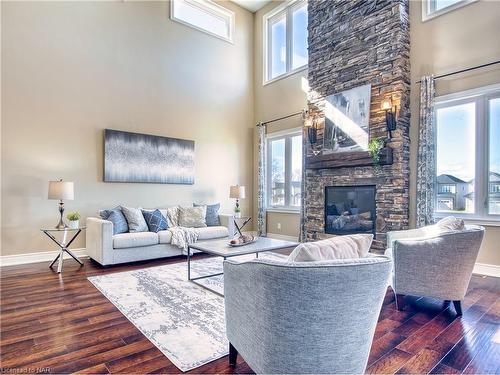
xmin=104 ymin=129 xmax=195 ymax=184
xmin=324 ymin=84 xmax=371 ymax=153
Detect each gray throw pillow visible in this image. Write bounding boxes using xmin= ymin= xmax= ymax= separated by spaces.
xmin=178 ymin=206 xmax=207 ymax=228
xmin=121 ymin=206 xmax=148 ymax=232
xmin=100 ymin=207 xmax=128 ymax=235
xmin=194 ymin=203 xmax=220 ymax=226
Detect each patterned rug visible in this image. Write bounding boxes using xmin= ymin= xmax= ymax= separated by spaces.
xmin=88 ymin=253 xmax=286 ymax=372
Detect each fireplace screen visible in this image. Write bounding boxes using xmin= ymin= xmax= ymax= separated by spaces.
xmin=325 ymin=185 xmax=376 ymax=235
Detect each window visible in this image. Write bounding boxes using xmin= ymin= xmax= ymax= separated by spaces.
xmin=263 ymin=0 xmax=308 ymax=83
xmin=170 ymin=0 xmax=234 ymax=43
xmin=267 ymin=129 xmax=303 ymax=210
xmin=434 ymin=84 xmax=500 ymax=221
xmin=422 ymin=0 xmax=477 ymax=21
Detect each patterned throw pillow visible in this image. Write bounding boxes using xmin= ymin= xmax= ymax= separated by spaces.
xmin=142 ymin=209 xmax=168 ymax=233
xmin=178 ymin=206 xmax=207 ymax=228
xmin=100 ymin=207 xmax=128 ymax=235
xmin=193 ymin=203 xmax=220 ymax=226
xmin=121 ymin=206 xmax=149 ymax=232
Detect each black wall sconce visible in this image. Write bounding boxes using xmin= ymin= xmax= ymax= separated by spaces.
xmin=381 ymin=98 xmax=397 ymax=139
xmin=304 ymin=117 xmax=320 ymax=155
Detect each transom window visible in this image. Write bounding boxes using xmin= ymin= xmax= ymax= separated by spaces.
xmin=422 ymin=0 xmax=477 ymax=21
xmin=263 ymin=0 xmax=308 ymax=84
xmin=170 ymin=0 xmax=234 ymax=43
xmin=434 ymin=84 xmax=500 ymax=220
xmin=267 ymin=129 xmax=302 ymax=210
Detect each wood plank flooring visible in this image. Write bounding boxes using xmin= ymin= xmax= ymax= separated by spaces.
xmin=1 ymin=256 xmax=499 ymax=374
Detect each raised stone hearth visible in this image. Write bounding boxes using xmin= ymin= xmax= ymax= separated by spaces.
xmin=304 ymin=0 xmax=411 ymax=252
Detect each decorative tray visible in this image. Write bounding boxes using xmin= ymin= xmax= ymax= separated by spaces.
xmin=228 ymin=238 xmax=257 ymax=247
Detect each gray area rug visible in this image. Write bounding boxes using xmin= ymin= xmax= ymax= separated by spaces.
xmin=88 ymin=253 xmax=286 ymax=372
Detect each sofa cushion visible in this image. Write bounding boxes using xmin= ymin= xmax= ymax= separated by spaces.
xmin=142 ymin=209 xmax=168 ymax=233
xmin=121 ymin=206 xmax=148 ymax=232
xmin=158 ymin=230 xmax=173 ymax=244
xmin=100 ymin=208 xmax=128 ymax=235
xmin=195 ymin=226 xmax=229 ymax=240
xmin=194 ymin=203 xmax=221 ymax=226
xmin=287 ymin=234 xmax=373 ymax=262
xmin=162 ymin=206 xmax=179 ymax=227
xmin=178 ymin=206 xmax=207 ymax=228
xmin=113 ymin=232 xmax=159 ymax=249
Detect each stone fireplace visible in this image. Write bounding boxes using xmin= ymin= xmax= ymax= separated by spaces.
xmin=303 ymin=0 xmax=411 ymax=252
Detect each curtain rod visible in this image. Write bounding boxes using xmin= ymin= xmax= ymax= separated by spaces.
xmin=257 ymin=110 xmax=304 ymax=126
xmin=415 ymin=60 xmax=500 ymax=84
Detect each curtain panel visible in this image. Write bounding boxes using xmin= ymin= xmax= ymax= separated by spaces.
xmin=416 ymin=75 xmax=436 ymax=227
xmin=257 ymin=123 xmax=267 ymax=236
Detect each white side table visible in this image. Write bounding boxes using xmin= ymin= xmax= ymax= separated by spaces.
xmin=41 ymin=227 xmax=85 ymax=273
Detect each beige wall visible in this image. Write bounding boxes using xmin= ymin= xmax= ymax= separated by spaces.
xmin=409 ymin=0 xmax=500 ymax=265
xmin=1 ymin=1 xmax=254 ymax=256
xmin=252 ymin=1 xmax=307 ymax=237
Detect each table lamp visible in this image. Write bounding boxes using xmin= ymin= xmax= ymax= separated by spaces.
xmin=48 ymin=179 xmax=74 ymax=229
xmin=230 ymin=185 xmax=245 ymax=218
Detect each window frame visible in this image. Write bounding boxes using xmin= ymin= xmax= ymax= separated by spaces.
xmin=434 ymin=83 xmax=500 ymax=224
xmin=422 ymin=0 xmax=477 ymax=22
xmin=266 ymin=128 xmax=303 ymax=212
xmin=170 ymin=0 xmax=235 ymax=44
xmin=263 ymin=0 xmax=308 ymax=85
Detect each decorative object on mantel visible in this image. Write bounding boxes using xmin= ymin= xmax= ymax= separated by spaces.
xmin=104 ymin=129 xmax=195 ymax=184
xmin=66 ymin=211 xmax=81 ymax=229
xmin=381 ymin=98 xmax=398 ymax=139
xmin=324 ymin=84 xmax=371 ymax=154
xmin=305 ymin=147 xmax=393 ymax=170
xmin=368 ymin=138 xmax=386 ymax=174
xmin=229 ymin=185 xmax=245 ymax=218
xmin=48 ymin=179 xmax=74 ymax=229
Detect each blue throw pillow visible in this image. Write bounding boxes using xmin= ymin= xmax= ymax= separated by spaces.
xmin=142 ymin=209 xmax=168 ymax=233
xmin=193 ymin=203 xmax=220 ymax=226
xmin=100 ymin=207 xmax=128 ymax=234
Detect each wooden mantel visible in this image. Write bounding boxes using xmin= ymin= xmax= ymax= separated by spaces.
xmin=305 ymin=147 xmax=393 ymax=170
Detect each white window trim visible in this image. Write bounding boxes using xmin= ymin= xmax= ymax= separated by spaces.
xmin=266 ymin=127 xmax=303 ymax=211
xmin=262 ymin=0 xmax=307 ymax=85
xmin=170 ymin=0 xmax=235 ymax=44
xmin=434 ymin=83 xmax=500 ymax=222
xmin=422 ymin=0 xmax=477 ymax=22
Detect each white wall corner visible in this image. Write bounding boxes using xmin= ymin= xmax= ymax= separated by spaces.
xmin=0 ymin=248 xmax=88 ymax=267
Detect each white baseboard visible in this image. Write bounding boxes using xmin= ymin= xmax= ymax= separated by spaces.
xmin=0 ymin=248 xmax=87 ymax=267
xmin=473 ymin=262 xmax=500 ymax=278
xmin=266 ymin=232 xmax=299 ymax=242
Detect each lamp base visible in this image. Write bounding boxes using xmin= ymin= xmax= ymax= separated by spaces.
xmin=55 ymin=201 xmax=67 ymax=230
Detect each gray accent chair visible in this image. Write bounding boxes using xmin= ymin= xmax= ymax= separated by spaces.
xmin=223 ymin=256 xmax=392 ymax=374
xmin=386 ymin=224 xmax=485 ymax=315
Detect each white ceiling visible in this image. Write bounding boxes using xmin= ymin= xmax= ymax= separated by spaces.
xmin=231 ymin=0 xmax=270 ymax=12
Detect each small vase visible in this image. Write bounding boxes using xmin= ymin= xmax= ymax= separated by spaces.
xmin=68 ymin=220 xmax=79 ymax=229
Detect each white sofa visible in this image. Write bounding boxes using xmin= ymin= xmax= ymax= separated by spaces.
xmin=86 ymin=213 xmax=235 ymax=266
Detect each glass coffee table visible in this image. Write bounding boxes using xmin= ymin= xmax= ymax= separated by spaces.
xmin=41 ymin=227 xmax=85 ymax=274
xmin=187 ymin=236 xmax=298 ymax=296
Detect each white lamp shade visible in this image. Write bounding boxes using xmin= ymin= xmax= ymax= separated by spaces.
xmin=48 ymin=181 xmax=74 ymax=200
xmin=229 ymin=185 xmax=246 ymax=199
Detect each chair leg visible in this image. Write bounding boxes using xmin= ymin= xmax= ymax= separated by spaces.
xmin=396 ymin=294 xmax=405 ymax=311
xmin=453 ymin=300 xmax=463 ymax=316
xmin=229 ymin=343 xmax=238 ymax=366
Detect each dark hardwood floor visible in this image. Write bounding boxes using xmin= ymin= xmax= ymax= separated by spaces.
xmin=1 ymin=256 xmax=499 ymax=374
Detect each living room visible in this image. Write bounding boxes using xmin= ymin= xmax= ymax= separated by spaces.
xmin=1 ymin=0 xmax=499 ymax=374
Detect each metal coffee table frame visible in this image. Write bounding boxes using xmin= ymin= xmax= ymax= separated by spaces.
xmin=41 ymin=227 xmax=85 ymax=274
xmin=187 ymin=237 xmax=298 ymax=297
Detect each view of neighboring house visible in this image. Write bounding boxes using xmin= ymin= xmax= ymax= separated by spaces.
xmin=436 ymin=174 xmax=469 ymax=211
xmin=438 ymin=172 xmax=500 ymax=214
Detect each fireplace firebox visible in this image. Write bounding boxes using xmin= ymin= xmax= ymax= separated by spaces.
xmin=325 ymin=185 xmax=376 ymax=236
